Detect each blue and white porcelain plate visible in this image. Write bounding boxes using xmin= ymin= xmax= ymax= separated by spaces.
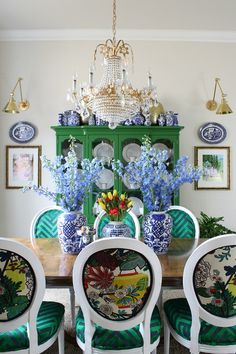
xmin=198 ymin=122 xmax=227 ymax=144
xmin=9 ymin=121 xmax=36 ymax=143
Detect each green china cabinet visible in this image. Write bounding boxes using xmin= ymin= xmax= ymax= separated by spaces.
xmin=51 ymin=125 xmax=184 ymax=225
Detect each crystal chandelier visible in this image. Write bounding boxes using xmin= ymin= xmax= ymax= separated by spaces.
xmin=67 ymin=0 xmax=162 ymax=129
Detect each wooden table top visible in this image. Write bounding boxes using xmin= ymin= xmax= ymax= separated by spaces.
xmin=15 ymin=237 xmax=205 ymax=287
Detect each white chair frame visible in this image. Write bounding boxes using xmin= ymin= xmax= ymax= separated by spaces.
xmin=73 ymin=237 xmax=162 ymax=354
xmin=93 ymin=210 xmax=141 ymax=240
xmin=30 ymin=206 xmax=76 ymax=327
xmin=164 ymin=233 xmax=236 ymax=354
xmin=0 ymin=237 xmax=64 ymax=354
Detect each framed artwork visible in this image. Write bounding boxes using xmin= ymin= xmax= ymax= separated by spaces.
xmin=6 ymin=145 xmax=42 ymax=189
xmin=194 ymin=146 xmax=230 ymax=190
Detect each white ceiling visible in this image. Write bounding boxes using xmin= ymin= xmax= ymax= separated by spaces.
xmin=0 ymin=0 xmax=236 ymax=32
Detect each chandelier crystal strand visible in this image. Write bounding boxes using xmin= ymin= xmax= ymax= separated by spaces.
xmin=67 ymin=0 xmax=161 ymax=129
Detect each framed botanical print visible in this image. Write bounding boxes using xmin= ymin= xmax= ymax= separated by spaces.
xmin=6 ymin=145 xmax=42 ymax=189
xmin=194 ymin=146 xmax=230 ymax=190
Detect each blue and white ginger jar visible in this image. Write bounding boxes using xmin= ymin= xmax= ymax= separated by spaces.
xmin=143 ymin=211 xmax=173 ymax=254
xmin=102 ymin=221 xmax=131 ymax=238
xmin=57 ymin=211 xmax=87 ymax=254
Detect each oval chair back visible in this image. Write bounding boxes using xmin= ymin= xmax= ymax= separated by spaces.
xmin=72 ymin=237 xmax=162 ymax=354
xmin=0 ymin=238 xmax=64 ymax=353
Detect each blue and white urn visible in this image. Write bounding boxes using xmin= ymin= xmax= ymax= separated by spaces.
xmin=102 ymin=221 xmax=131 ymax=238
xmin=143 ymin=211 xmax=173 ymax=254
xmin=57 ymin=211 xmax=87 ymax=254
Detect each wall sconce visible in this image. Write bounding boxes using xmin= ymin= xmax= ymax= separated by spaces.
xmin=206 ymin=78 xmax=233 ymax=114
xmin=2 ymin=78 xmax=30 ymax=113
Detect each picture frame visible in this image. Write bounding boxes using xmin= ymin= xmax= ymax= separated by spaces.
xmin=194 ymin=146 xmax=230 ymax=190
xmin=6 ymin=145 xmax=42 ymax=189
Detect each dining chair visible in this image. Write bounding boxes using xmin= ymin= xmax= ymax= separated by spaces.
xmin=0 ymin=237 xmax=64 ymax=354
xmin=30 ymin=206 xmax=76 ymax=326
xmin=163 ymin=233 xmax=236 ymax=354
xmin=72 ymin=237 xmax=162 ymax=354
xmin=167 ymin=205 xmax=200 ymax=240
xmin=93 ymin=210 xmax=141 ymax=239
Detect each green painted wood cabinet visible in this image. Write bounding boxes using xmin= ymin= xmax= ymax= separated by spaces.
xmin=51 ymin=125 xmax=184 ymax=225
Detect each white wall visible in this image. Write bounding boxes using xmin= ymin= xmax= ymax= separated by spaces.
xmin=0 ymin=38 xmax=235 ymax=238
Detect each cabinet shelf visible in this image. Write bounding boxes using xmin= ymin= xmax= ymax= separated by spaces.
xmin=51 ymin=125 xmax=184 ymax=225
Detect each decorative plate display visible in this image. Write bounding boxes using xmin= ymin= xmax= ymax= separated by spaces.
xmin=9 ymin=121 xmax=36 ymax=143
xmin=152 ymin=143 xmax=171 ymax=160
xmin=93 ymin=142 xmax=114 ymax=162
xmin=198 ymin=122 xmax=227 ymax=144
xmin=129 ymin=197 xmax=144 ymax=217
xmin=96 ymin=168 xmax=114 ymax=189
xmin=122 ymin=143 xmax=141 ymax=162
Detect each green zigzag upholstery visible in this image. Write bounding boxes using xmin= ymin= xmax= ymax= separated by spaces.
xmin=76 ymin=305 xmax=161 ymax=350
xmin=164 ymin=298 xmax=236 ymax=345
xmin=34 ymin=209 xmax=63 ymax=238
xmin=0 ymin=301 xmax=64 ymax=352
xmin=167 ymin=209 xmax=195 ymax=238
xmin=97 ymin=213 xmax=136 ymax=238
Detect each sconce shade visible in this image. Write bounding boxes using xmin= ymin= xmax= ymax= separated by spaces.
xmin=216 ymin=96 xmax=233 ymax=114
xmin=2 ymin=78 xmax=30 ymax=114
xmin=3 ymin=93 xmax=20 ymax=113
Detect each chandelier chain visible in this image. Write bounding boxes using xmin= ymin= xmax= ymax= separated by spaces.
xmin=112 ymin=0 xmax=116 ymax=45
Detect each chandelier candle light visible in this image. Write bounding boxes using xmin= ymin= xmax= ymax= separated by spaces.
xmin=67 ymin=0 xmax=163 ymax=129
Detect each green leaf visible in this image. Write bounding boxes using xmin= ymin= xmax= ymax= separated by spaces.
xmin=136 ymin=277 xmax=148 ymax=291
xmin=196 ymin=287 xmax=211 ymax=298
xmin=120 ymin=253 xmax=146 ymax=271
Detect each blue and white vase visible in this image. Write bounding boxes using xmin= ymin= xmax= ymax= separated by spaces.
xmin=143 ymin=211 xmax=173 ymax=254
xmin=102 ymin=221 xmax=131 ymax=238
xmin=57 ymin=211 xmax=87 ymax=254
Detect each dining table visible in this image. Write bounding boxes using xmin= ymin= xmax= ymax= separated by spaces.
xmin=14 ymin=237 xmax=206 ymax=288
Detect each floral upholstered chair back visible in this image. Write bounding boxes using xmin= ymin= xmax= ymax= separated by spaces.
xmin=83 ymin=247 xmax=152 ymax=320
xmin=183 ymin=234 xmax=236 ymax=331
xmin=0 ymin=238 xmax=45 ymax=332
xmin=0 ymin=249 xmax=36 ymax=322
xmin=73 ymin=237 xmax=162 ymax=331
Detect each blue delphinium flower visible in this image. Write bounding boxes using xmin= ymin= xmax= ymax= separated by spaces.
xmin=112 ymin=136 xmax=202 ymax=212
xmin=22 ymin=137 xmax=104 ymax=212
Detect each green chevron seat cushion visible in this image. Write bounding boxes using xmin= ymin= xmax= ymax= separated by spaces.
xmin=164 ymin=298 xmax=236 ymax=345
xmin=167 ymin=209 xmax=196 ymax=238
xmin=76 ymin=305 xmax=161 ymax=350
xmin=97 ymin=213 xmax=136 ymax=238
xmin=0 ymin=301 xmax=64 ymax=352
xmin=34 ymin=209 xmax=63 ymax=238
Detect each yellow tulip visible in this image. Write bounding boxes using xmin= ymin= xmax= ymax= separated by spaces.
xmin=120 ymin=194 xmax=125 ymax=201
xmin=127 ymin=201 xmax=133 ymax=208
xmin=113 ymin=189 xmax=118 ymax=197
xmin=107 ymin=192 xmax=113 ymax=200
xmin=98 ymin=202 xmax=106 ymax=210
xmin=101 ymin=193 xmax=107 ymax=199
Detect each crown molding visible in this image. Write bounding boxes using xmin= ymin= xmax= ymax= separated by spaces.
xmin=0 ymin=29 xmax=236 ymax=43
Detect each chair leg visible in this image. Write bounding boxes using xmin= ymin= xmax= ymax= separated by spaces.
xmin=69 ymin=287 xmax=75 ymax=327
xmin=164 ymin=318 xmax=170 ymax=354
xmin=58 ymin=318 xmax=65 ymax=354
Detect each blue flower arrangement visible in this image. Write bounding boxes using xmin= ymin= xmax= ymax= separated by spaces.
xmin=112 ymin=136 xmax=202 ymax=212
xmin=23 ymin=137 xmax=104 ymax=212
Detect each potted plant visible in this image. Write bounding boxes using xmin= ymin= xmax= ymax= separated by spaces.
xmin=112 ymin=136 xmax=201 ymax=254
xmin=23 ymin=136 xmax=104 ymax=254
xmin=97 ymin=190 xmax=133 ymax=238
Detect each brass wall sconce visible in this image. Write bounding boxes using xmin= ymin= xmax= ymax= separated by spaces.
xmin=206 ymin=78 xmax=233 ymax=114
xmin=3 ymin=78 xmax=30 ymax=113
